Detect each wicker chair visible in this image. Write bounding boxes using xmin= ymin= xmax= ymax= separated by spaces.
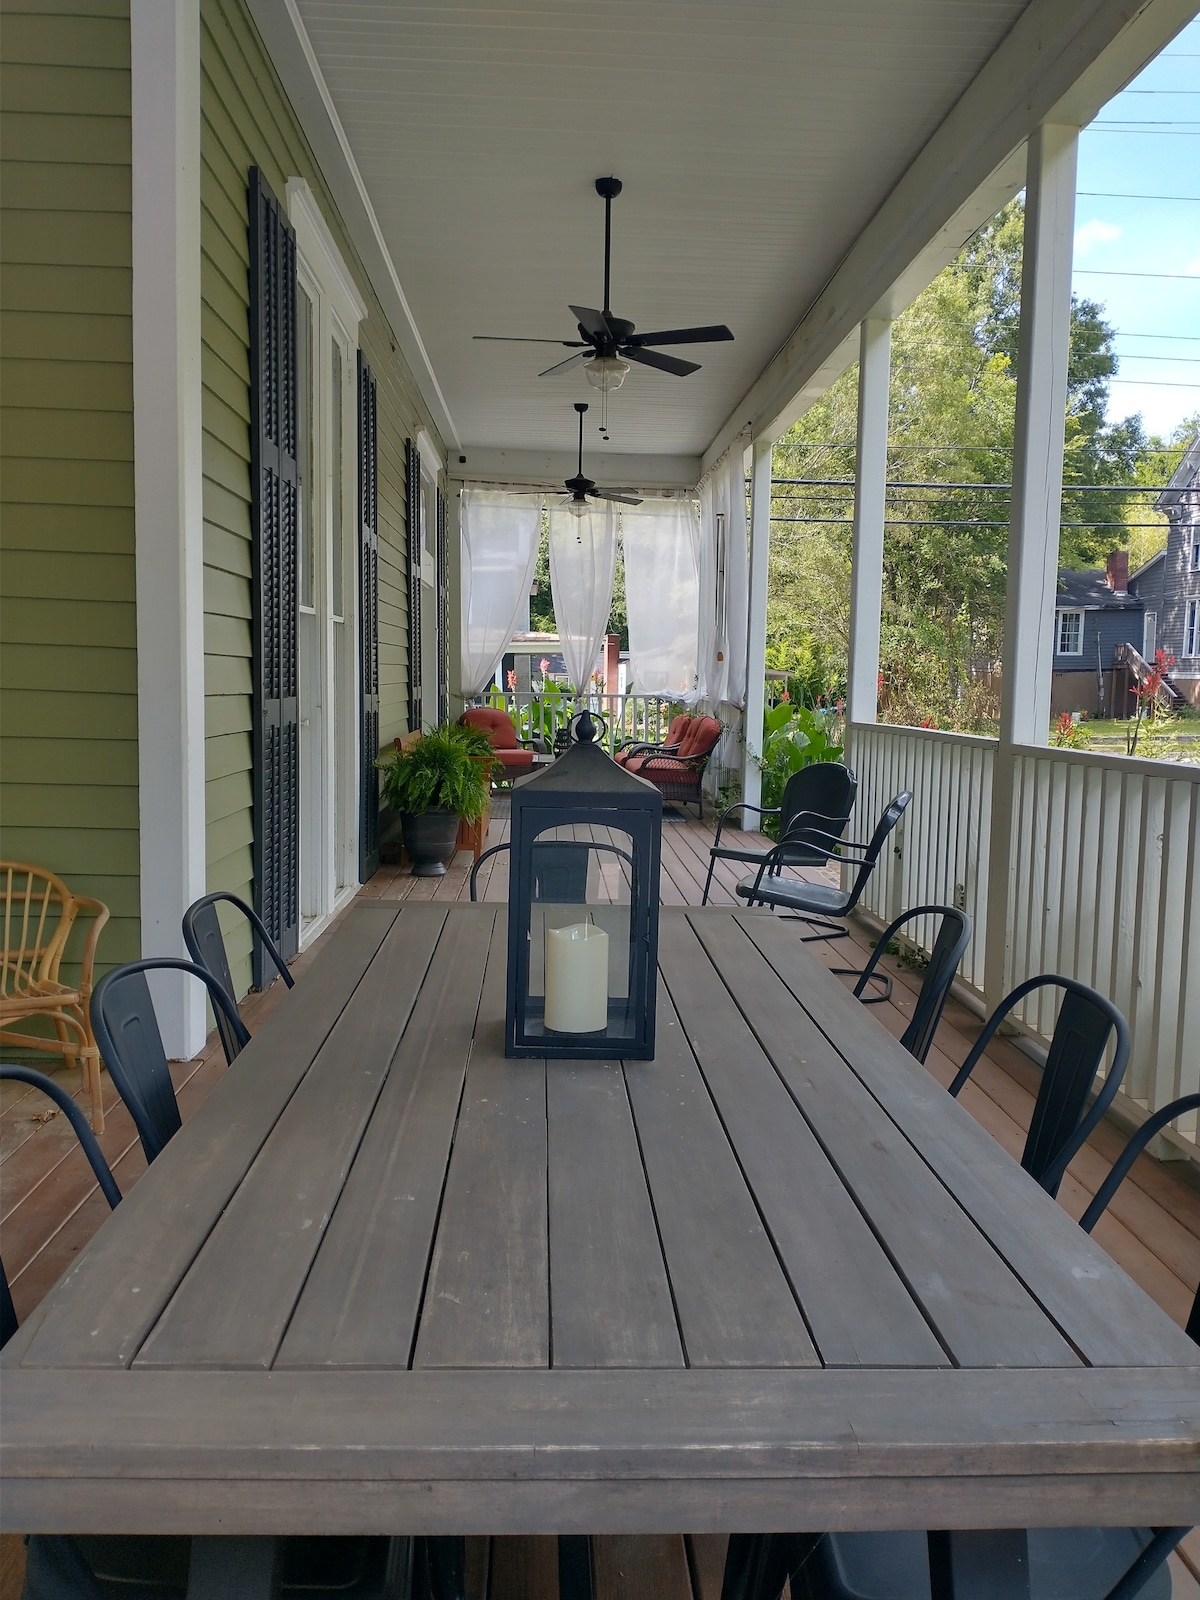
xmin=1 ymin=861 xmax=109 ymax=1130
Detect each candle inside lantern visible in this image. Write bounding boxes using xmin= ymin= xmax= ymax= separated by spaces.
xmin=544 ymin=921 xmax=609 ymax=1033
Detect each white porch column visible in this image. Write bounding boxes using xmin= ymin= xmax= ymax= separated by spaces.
xmin=132 ymin=0 xmax=207 ymax=1058
xmin=984 ymin=123 xmax=1078 ymax=1007
xmin=740 ymin=437 xmax=774 ymax=823
xmin=846 ymin=318 xmax=892 ymax=728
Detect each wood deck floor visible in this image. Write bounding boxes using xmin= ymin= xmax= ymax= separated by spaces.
xmin=2 ymin=804 xmax=1197 ymax=1598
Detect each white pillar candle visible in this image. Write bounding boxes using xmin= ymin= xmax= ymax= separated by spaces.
xmin=544 ymin=922 xmax=609 ymax=1034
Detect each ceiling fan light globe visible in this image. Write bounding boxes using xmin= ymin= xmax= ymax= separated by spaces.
xmin=584 ymin=355 xmax=630 ymax=393
xmin=566 ymin=496 xmax=589 ymax=519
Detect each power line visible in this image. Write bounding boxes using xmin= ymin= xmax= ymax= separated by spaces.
xmin=770 ymin=517 xmax=1170 ymax=529
xmin=1073 ymin=269 xmax=1200 ymax=279
xmin=1112 ymin=332 xmax=1200 ymax=341
xmin=1077 ymin=191 xmax=1200 ymax=201
xmin=771 ymin=478 xmax=1172 ymax=492
xmin=1108 ymin=377 xmax=1200 ymax=388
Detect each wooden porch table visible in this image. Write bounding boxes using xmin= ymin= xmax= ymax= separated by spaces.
xmin=2 ymin=904 xmax=1197 ymax=1591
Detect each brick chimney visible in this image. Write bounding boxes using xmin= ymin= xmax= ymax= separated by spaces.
xmin=1105 ymin=549 xmax=1129 ymax=594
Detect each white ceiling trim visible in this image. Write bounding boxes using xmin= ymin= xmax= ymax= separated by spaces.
xmin=246 ymin=0 xmax=460 ymax=450
xmin=448 ymin=448 xmax=702 ymax=493
xmin=703 ymin=0 xmax=1198 ymax=468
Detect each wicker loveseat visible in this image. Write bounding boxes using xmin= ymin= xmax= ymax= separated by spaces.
xmin=623 ymin=715 xmax=722 ymax=817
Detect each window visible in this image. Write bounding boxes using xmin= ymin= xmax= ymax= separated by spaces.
xmin=1186 ymin=600 xmax=1200 ymax=659
xmin=1057 ymin=610 xmax=1083 ymax=656
xmin=1190 ymin=533 xmax=1200 ymax=573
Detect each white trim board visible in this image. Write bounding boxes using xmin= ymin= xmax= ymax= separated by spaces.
xmin=287 ymin=178 xmax=366 ymax=331
xmin=132 ymin=0 xmax=208 ymax=1059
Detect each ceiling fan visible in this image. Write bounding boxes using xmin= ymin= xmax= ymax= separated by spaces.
xmin=474 ymin=177 xmax=734 ymax=390
xmin=561 ymin=403 xmax=642 ymax=517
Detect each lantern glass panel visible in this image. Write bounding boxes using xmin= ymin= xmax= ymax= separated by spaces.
xmin=521 ymin=823 xmax=637 ymax=1043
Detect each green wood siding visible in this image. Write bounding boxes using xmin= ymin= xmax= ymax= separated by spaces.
xmin=0 ymin=0 xmax=138 ymax=972
xmin=200 ymin=0 xmax=441 ymax=997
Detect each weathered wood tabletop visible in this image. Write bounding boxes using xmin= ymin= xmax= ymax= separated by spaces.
xmin=3 ymin=903 xmax=1197 ymax=1544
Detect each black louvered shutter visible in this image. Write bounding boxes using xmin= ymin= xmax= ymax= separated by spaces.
xmin=248 ymin=168 xmax=299 ymax=986
xmin=436 ymin=485 xmax=449 ymax=724
xmin=405 ymin=437 xmax=423 ymax=732
xmin=358 ymin=354 xmax=380 ymax=881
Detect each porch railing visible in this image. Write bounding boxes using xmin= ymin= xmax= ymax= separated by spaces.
xmin=847 ymin=722 xmax=1199 ymax=1156
xmin=468 ymin=692 xmax=679 ymax=759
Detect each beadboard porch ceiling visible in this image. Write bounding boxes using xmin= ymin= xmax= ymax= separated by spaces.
xmin=256 ymin=0 xmax=1188 ymax=469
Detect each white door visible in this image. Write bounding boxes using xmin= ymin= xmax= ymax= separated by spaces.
xmin=1143 ymin=611 xmax=1157 ymax=662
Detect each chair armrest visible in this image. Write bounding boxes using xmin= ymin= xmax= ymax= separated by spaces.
xmin=624 ymin=740 xmax=682 ymax=759
xmin=516 ymin=736 xmax=548 ymax=754
xmin=712 ymin=802 xmax=779 ymax=851
xmin=72 ymin=896 xmax=111 ymax=998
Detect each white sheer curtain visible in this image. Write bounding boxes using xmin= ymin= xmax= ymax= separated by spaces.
xmin=548 ymin=499 xmax=617 ymax=693
xmin=621 ymin=500 xmax=700 ymax=696
xmin=696 ymin=446 xmax=749 ymax=707
xmin=459 ymin=488 xmax=543 ymax=695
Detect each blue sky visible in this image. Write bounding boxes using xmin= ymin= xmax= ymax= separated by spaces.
xmin=1073 ymin=14 xmax=1200 ymax=440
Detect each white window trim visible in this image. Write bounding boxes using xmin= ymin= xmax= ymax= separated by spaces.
xmin=1056 ymin=609 xmax=1083 ymax=656
xmin=287 ymin=180 xmax=364 ymax=933
xmin=287 ymin=177 xmax=366 ymax=332
xmin=1185 ymin=599 xmax=1200 ymax=659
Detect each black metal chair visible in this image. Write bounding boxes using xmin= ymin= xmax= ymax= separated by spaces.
xmin=948 ymin=975 xmax=1130 ymax=1199
xmin=849 ymin=905 xmax=971 ymax=1061
xmin=90 ymin=958 xmax=249 ymax=1164
xmin=702 ymin=763 xmax=858 ymax=905
xmin=721 ymin=1523 xmax=1185 ymax=1600
xmin=1080 ymin=1091 xmax=1200 ymax=1344
xmin=1 ymin=1065 xmax=121 ymax=1352
xmin=735 ymin=791 xmax=912 ymax=942
xmin=469 ymin=839 xmax=634 ymax=902
xmin=183 ymin=891 xmax=292 ymax=1061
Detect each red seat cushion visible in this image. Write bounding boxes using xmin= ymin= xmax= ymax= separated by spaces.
xmin=460 ymin=706 xmax=520 ymax=750
xmin=676 ymin=715 xmax=720 ymax=760
xmin=494 ymin=748 xmax=534 ymax=769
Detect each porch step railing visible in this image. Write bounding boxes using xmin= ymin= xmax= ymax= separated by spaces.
xmin=467 ymin=692 xmax=679 ymax=759
xmin=847 ymin=721 xmax=1199 ymax=1156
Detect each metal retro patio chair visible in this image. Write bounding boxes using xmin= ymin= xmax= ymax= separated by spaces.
xmin=1080 ymin=1091 xmax=1200 ymax=1345
xmin=0 ymin=1065 xmax=121 ymax=1352
xmin=1 ymin=861 xmax=110 ymax=1132
xmin=849 ymin=905 xmax=972 ymax=1063
xmin=90 ymin=957 xmax=249 ymax=1163
xmin=947 ymin=974 xmax=1130 ymax=1200
xmin=701 ymin=762 xmax=858 ymax=905
xmin=183 ymin=890 xmax=293 ymax=1061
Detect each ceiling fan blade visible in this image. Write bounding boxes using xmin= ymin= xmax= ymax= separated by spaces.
xmin=625 ymin=324 xmax=734 ymax=347
xmin=569 ymin=304 xmax=612 ymax=341
xmin=624 ymin=346 xmax=701 ymax=378
xmin=538 ymin=352 xmax=590 ymax=378
xmin=593 ymin=491 xmax=643 ymax=505
xmin=474 ymin=336 xmax=588 ymax=345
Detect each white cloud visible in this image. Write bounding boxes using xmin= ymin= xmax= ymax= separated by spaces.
xmin=1074 ymin=219 xmax=1122 ymax=256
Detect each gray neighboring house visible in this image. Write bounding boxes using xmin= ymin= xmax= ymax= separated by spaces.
xmin=1050 ymin=433 xmax=1200 ymax=715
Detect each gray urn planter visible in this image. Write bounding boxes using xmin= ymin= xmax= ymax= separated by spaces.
xmin=400 ymin=809 xmax=459 ymax=877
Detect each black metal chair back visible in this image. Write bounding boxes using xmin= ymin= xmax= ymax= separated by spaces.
xmin=776 ymin=763 xmax=858 ymax=865
xmin=948 ymin=975 xmax=1130 ymax=1197
xmin=469 ymin=840 xmax=634 ymax=903
xmin=90 ymin=958 xmax=250 ymax=1164
xmin=183 ymin=892 xmax=293 ymax=1060
xmin=841 ymin=791 xmax=911 ymax=912
xmin=1 ymin=1065 xmax=121 ymax=1350
xmin=1080 ymin=1091 xmax=1200 ymax=1344
xmin=851 ymin=905 xmax=971 ymax=1063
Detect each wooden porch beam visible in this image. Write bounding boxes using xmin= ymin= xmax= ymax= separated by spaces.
xmin=846 ymin=319 xmax=891 ymax=731
xmin=448 ymin=448 xmax=702 ymax=493
xmin=704 ymin=0 xmax=1196 ymax=466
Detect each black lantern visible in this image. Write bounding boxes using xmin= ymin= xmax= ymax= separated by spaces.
xmin=505 ymin=710 xmax=662 ymax=1059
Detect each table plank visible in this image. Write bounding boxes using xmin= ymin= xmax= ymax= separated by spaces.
xmin=547 ymin=1062 xmax=683 ymax=1370
xmin=414 ymin=918 xmax=550 ymax=1368
xmin=276 ymin=906 xmax=498 ymax=1369
xmin=623 ymin=994 xmax=819 ymax=1369
xmin=136 ymin=907 xmax=449 ymax=1369
xmin=738 ymin=912 xmax=1200 ymax=1369
xmin=19 ymin=904 xmax=401 ymax=1370
xmin=657 ymin=915 xmax=949 ymax=1369
xmin=690 ymin=913 xmax=1078 ymax=1368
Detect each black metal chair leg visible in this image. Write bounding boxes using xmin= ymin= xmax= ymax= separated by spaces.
xmin=829 ymin=965 xmax=894 ymax=1002
xmin=775 ymin=912 xmax=852 ymax=943
xmin=558 ymin=1536 xmax=593 ymax=1600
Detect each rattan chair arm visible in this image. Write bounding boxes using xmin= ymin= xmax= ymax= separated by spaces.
xmin=72 ymin=895 xmax=111 ymax=996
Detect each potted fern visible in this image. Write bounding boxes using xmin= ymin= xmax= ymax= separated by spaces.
xmin=377 ymin=723 xmax=495 ymax=876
